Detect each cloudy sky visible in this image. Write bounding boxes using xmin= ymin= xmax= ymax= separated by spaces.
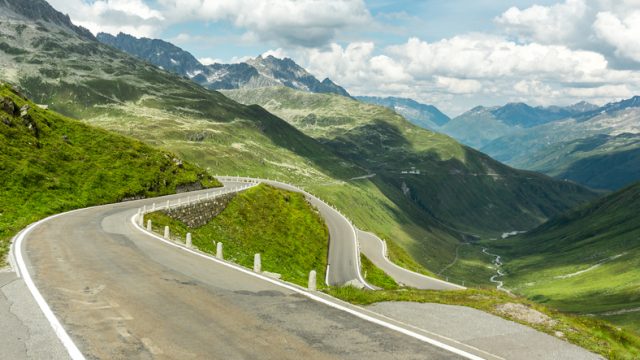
xmin=48 ymin=0 xmax=640 ymax=116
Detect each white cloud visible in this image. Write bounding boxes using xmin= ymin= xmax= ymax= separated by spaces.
xmin=387 ymin=36 xmax=609 ymax=82
xmin=285 ymin=34 xmax=640 ymax=115
xmin=156 ymin=0 xmax=371 ymax=47
xmin=48 ymin=0 xmax=164 ymax=37
xmin=495 ymin=0 xmax=588 ymax=44
xmin=495 ymin=0 xmax=640 ymax=66
xmin=593 ymin=11 xmax=640 ymax=62
xmin=435 ymin=77 xmax=482 ymax=94
xmin=48 ymin=0 xmax=370 ymax=46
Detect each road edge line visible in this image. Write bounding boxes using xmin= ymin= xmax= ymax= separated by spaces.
xmin=14 ymin=211 xmax=86 ymax=360
xmin=130 ymin=212 xmax=486 ymax=360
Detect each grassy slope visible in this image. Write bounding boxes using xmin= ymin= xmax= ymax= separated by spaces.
xmin=360 ymin=254 xmax=398 ymax=290
xmin=327 ymin=287 xmax=640 ymax=359
xmin=144 ymin=184 xmax=328 ymax=287
xmin=0 ymin=83 xmax=218 ymax=263
xmin=482 ymin=114 xmax=640 ymax=191
xmin=491 ymin=182 xmax=640 ymax=333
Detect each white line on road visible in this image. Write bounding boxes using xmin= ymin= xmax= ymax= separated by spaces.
xmin=131 ymin=212 xmax=486 ymax=360
xmin=14 ymin=211 xmax=87 ymax=360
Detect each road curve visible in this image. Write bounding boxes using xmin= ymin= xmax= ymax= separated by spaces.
xmin=217 ymin=176 xmax=371 ymax=289
xmin=19 ymin=182 xmax=487 ymax=359
xmin=358 ymin=230 xmax=465 ymax=290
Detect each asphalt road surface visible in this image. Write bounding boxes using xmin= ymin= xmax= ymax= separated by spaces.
xmin=20 ymin=182 xmax=472 ymax=359
xmin=357 ymin=230 xmax=465 ymax=290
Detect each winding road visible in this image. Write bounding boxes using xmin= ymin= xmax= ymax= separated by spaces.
xmin=216 ymin=177 xmax=371 ymax=289
xmin=15 ymin=180 xmax=489 ymax=359
xmin=357 ymin=230 xmax=464 ymax=290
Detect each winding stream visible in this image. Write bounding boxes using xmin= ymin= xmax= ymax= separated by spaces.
xmin=482 ymin=247 xmax=508 ymax=292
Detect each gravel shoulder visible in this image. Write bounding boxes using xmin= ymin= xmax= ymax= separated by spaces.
xmin=367 ymin=301 xmax=603 ymax=360
xmin=0 ymin=269 xmax=68 ymax=360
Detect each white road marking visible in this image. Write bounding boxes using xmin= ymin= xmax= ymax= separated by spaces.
xmin=14 ymin=210 xmax=87 ymax=360
xmin=131 ymin=212 xmax=487 ymax=360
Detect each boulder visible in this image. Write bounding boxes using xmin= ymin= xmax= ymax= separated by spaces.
xmin=2 ymin=98 xmax=16 ymax=115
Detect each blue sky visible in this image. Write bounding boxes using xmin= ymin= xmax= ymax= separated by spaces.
xmin=48 ymin=0 xmax=640 ymax=116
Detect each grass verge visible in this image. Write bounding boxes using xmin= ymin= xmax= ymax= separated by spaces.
xmin=361 ymin=254 xmax=398 ymax=290
xmin=144 ymin=184 xmax=328 ymax=287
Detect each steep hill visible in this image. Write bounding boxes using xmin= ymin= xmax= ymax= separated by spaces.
xmin=0 ymin=83 xmax=217 ymax=263
xmin=96 ymin=32 xmax=350 ymax=96
xmin=355 ymin=96 xmax=450 ymax=131
xmin=493 ymin=181 xmax=640 ymax=333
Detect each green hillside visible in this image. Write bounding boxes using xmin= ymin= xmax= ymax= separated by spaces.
xmin=515 ymin=133 xmax=640 ymax=190
xmin=492 ymin=182 xmax=640 ymax=333
xmin=145 ymin=184 xmax=328 ymax=287
xmin=0 ymin=83 xmax=218 ymax=263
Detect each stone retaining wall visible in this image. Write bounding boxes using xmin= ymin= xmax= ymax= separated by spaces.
xmin=161 ymin=193 xmax=235 ymax=228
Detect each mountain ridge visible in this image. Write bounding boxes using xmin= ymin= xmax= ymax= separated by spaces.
xmin=355 ymin=96 xmax=450 ymax=131
xmin=96 ymin=32 xmax=350 ymax=97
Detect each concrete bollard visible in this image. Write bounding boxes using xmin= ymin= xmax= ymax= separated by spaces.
xmin=137 ymin=209 xmax=143 ymax=226
xmin=186 ymin=233 xmax=192 ymax=248
xmin=178 ymin=198 xmax=181 ymax=206
xmin=308 ymin=270 xmax=317 ymax=291
xmin=254 ymin=253 xmax=261 ymax=273
xmin=164 ymin=226 xmax=170 ymax=239
xmin=166 ymin=200 xmax=170 ymax=208
xmin=216 ymin=242 xmax=223 ymax=259
xmin=152 ymin=203 xmax=156 ymax=211
xmin=146 ymin=220 xmax=152 ymax=231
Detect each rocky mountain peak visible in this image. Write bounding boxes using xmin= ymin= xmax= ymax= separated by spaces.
xmin=0 ymin=0 xmax=94 ymax=40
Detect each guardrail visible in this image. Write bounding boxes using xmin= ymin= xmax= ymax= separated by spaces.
xmin=214 ymin=176 xmax=375 ymax=290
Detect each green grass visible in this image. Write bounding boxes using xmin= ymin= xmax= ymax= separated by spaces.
xmin=327 ymin=286 xmax=640 ymax=359
xmin=144 ymin=184 xmax=328 ymax=287
xmin=0 ymin=83 xmax=219 ymax=264
xmin=360 ymin=254 xmax=398 ymax=290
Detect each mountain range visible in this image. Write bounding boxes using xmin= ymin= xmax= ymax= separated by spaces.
xmin=96 ymin=32 xmax=350 ymax=97
xmin=480 ymin=97 xmax=640 ymax=190
xmin=0 ymin=0 xmax=596 ymax=277
xmin=96 ymin=30 xmax=640 ymax=191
